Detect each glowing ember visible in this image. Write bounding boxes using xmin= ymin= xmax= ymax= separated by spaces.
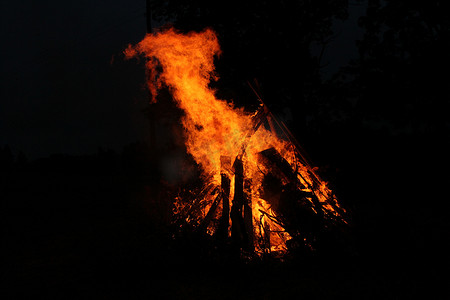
xmin=125 ymin=28 xmax=347 ymax=255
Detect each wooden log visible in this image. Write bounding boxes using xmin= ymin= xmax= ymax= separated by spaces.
xmin=233 ymin=158 xmax=244 ymax=208
xmin=264 ymin=222 xmax=271 ymax=254
xmin=243 ymin=179 xmax=253 ymax=251
xmin=258 ymin=147 xmax=299 ymax=184
xmin=231 ymin=158 xmax=246 ymax=247
xmin=258 ymin=147 xmax=325 ymax=219
xmin=198 ymin=192 xmax=222 ymax=233
xmin=219 ymin=156 xmax=231 ymax=239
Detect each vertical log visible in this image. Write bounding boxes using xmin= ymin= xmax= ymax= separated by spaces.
xmin=264 ymin=222 xmax=271 ymax=254
xmin=233 ymin=158 xmax=244 ymax=208
xmin=221 ymin=174 xmax=230 ymax=231
xmin=231 ymin=158 xmax=246 ymax=247
xmin=243 ymin=179 xmax=253 ymax=251
xmin=219 ymin=156 xmax=231 ymax=239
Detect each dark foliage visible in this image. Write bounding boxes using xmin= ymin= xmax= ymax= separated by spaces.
xmin=150 ymin=0 xmax=348 ymax=111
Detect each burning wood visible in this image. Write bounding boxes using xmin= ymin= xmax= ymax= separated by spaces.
xmin=125 ymin=27 xmax=348 ymax=256
xmin=218 ymin=155 xmax=231 ymax=239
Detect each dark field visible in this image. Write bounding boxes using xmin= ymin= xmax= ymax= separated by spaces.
xmin=2 ymin=134 xmax=447 ymax=298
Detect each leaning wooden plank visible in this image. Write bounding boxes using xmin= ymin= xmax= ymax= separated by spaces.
xmin=258 ymin=147 xmax=299 ymax=183
xmin=197 ymin=192 xmax=222 ymax=233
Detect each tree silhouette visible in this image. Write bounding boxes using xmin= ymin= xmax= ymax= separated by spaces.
xmin=149 ymin=0 xmax=349 ymax=113
xmin=341 ymin=0 xmax=450 ymax=136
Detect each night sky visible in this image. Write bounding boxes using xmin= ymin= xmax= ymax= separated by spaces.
xmin=1 ymin=0 xmax=365 ymax=159
xmin=1 ymin=0 xmax=149 ymax=158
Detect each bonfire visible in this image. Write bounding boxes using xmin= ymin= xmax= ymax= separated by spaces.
xmin=125 ymin=28 xmax=348 ymax=256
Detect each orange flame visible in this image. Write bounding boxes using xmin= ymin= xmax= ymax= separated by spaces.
xmin=125 ymin=28 xmax=250 ymax=181
xmin=126 ymin=28 xmax=346 ymax=255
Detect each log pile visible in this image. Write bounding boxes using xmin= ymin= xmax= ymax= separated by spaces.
xmin=171 ymin=100 xmax=349 ymax=256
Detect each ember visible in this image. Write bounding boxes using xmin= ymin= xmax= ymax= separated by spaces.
xmin=125 ymin=28 xmax=347 ymax=256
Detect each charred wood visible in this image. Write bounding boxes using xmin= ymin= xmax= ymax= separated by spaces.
xmin=231 ymin=158 xmax=247 ymax=248
xmin=243 ymin=179 xmax=253 ymax=251
xmin=258 ymin=147 xmax=299 ymax=184
xmin=198 ymin=192 xmax=222 ymax=234
xmin=219 ymin=156 xmax=231 ymax=239
xmin=258 ymin=148 xmax=326 ymax=217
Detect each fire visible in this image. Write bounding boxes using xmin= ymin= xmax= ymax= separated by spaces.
xmin=126 ymin=28 xmax=347 ymax=255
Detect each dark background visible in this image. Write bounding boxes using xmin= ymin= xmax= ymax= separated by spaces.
xmin=1 ymin=0 xmax=449 ymax=298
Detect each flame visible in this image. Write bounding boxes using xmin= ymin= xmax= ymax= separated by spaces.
xmin=126 ymin=28 xmax=346 ymax=255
